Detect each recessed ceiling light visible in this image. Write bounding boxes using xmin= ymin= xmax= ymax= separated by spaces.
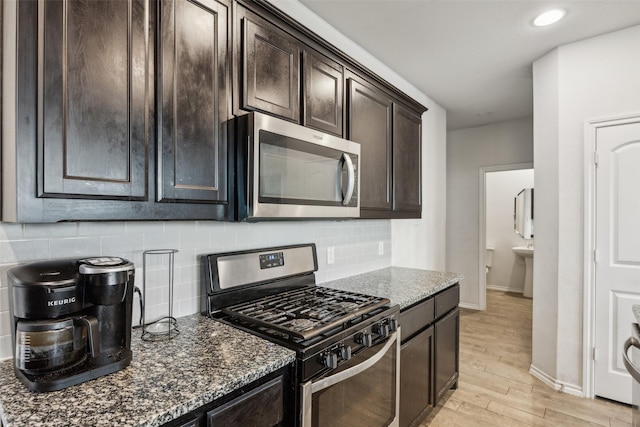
xmin=533 ymin=9 xmax=566 ymax=27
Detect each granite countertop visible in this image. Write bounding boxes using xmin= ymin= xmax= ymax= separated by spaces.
xmin=0 ymin=267 xmax=461 ymax=426
xmin=322 ymin=267 xmax=464 ymax=309
xmin=0 ymin=314 xmax=296 ymax=427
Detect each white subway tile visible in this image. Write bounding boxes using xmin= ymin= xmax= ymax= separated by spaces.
xmin=78 ymin=222 xmax=126 ymax=236
xmin=0 ymin=224 xmax=24 ymax=241
xmin=0 ymin=288 xmax=8 ymax=312
xmin=101 ymin=234 xmax=144 ymax=255
xmin=0 ymin=240 xmax=49 ymax=264
xmin=23 ymin=223 xmax=78 ymax=239
xmin=49 ymin=237 xmax=101 ymax=258
xmin=0 ymin=218 xmax=392 ymax=361
xmin=0 ymin=335 xmax=12 ymax=361
xmin=164 ymin=221 xmax=197 ymax=234
xmin=125 ymin=221 xmax=164 ymax=234
xmin=179 ymin=231 xmax=211 ymax=251
xmin=0 ymin=311 xmax=10 ymax=336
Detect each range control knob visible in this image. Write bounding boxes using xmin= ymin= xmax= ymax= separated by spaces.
xmin=388 ymin=318 xmax=398 ymax=332
xmin=373 ymin=323 xmax=390 ymax=338
xmin=339 ymin=345 xmax=352 ymax=361
xmin=321 ymin=352 xmax=338 ymax=369
xmin=356 ymin=332 xmax=373 ymax=347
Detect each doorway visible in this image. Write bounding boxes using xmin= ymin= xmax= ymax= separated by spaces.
xmin=478 ymin=163 xmax=533 ymax=311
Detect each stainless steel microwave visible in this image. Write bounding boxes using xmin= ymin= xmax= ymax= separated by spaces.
xmin=237 ymin=112 xmax=360 ymax=220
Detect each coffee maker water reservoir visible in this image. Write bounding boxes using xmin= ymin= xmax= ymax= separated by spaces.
xmin=8 ymin=257 xmax=135 ymax=392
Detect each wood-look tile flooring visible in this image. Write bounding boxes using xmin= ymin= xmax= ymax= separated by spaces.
xmin=421 ymin=291 xmax=632 ymax=426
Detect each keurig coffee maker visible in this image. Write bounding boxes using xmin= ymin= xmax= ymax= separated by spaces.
xmin=8 ymin=257 xmax=135 ymax=392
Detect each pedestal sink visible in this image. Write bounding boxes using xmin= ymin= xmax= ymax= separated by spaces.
xmin=512 ymin=246 xmax=534 ymax=298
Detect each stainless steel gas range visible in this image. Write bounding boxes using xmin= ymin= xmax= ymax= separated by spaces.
xmin=202 ymin=243 xmax=400 ymax=427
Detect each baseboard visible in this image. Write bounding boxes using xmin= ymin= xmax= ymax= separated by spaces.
xmin=486 ymin=284 xmax=523 ymax=294
xmin=529 ymin=364 xmax=584 ymax=397
xmin=459 ymin=301 xmax=480 ymax=310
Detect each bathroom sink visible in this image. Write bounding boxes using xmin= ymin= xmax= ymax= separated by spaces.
xmin=512 ymin=246 xmax=534 ymax=258
xmin=512 ymin=246 xmax=534 ymax=298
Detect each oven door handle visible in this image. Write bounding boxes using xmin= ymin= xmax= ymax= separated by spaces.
xmin=623 ymin=336 xmax=640 ymax=383
xmin=311 ymin=330 xmax=397 ymax=394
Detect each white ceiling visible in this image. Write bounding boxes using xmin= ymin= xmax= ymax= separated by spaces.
xmin=298 ymin=0 xmax=640 ymax=130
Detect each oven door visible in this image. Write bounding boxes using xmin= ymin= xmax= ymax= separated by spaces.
xmin=301 ymin=329 xmax=400 ymax=427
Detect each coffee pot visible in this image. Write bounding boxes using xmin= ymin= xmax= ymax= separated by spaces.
xmin=8 ymin=257 xmax=135 ymax=392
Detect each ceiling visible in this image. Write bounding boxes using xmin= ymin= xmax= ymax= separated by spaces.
xmin=298 ymin=0 xmax=640 ymax=130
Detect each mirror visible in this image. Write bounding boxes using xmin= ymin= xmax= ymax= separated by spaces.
xmin=514 ymin=188 xmax=534 ymax=239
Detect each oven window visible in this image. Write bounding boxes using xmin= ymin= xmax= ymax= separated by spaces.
xmin=311 ymin=342 xmax=397 ymax=427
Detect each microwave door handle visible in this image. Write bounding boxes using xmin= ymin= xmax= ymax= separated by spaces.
xmin=342 ymin=153 xmax=355 ymax=206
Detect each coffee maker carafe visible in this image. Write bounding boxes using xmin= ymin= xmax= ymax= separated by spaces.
xmin=8 ymin=257 xmax=135 ymax=392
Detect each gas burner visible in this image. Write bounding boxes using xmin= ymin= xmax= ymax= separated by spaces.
xmin=287 ymin=318 xmax=316 ymax=331
xmin=222 ymin=286 xmax=390 ymax=340
xmin=336 ymin=301 xmax=360 ymax=311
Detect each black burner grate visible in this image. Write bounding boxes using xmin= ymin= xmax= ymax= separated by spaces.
xmin=222 ymin=286 xmax=390 ymax=340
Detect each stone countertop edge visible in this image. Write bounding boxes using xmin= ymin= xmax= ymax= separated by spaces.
xmin=0 ymin=314 xmax=296 ymax=427
xmin=321 ymin=267 xmax=464 ymax=309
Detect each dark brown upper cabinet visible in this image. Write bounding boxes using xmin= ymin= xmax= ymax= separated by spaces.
xmin=40 ymin=0 xmax=148 ymax=200
xmin=303 ymin=49 xmax=343 ymax=136
xmin=236 ymin=7 xmax=301 ymax=121
xmin=157 ymin=0 xmax=229 ymax=204
xmin=347 ymin=75 xmax=393 ymax=214
xmin=3 ymin=0 xmax=232 ymax=222
xmin=393 ymin=104 xmax=422 ymax=216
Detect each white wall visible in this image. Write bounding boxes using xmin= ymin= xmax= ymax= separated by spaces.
xmin=392 ymin=104 xmax=447 ymax=271
xmin=266 ymin=0 xmax=448 ymax=272
xmin=0 ymin=2 xmax=447 ymax=361
xmin=531 ymin=49 xmax=560 ymax=387
xmin=485 ymin=169 xmax=534 ymax=292
xmin=532 ymin=25 xmax=640 ymax=390
xmin=446 ymin=118 xmax=534 ymax=308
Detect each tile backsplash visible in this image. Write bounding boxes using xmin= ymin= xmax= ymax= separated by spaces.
xmin=0 ymin=219 xmax=391 ymax=360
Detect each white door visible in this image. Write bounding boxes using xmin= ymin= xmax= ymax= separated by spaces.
xmin=594 ymin=120 xmax=640 ymax=404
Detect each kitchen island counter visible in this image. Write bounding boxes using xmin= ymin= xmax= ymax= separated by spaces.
xmin=0 ymin=314 xmax=296 ymax=427
xmin=322 ymin=267 xmax=464 ymax=309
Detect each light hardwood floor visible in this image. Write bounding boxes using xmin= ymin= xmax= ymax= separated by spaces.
xmin=422 ymin=290 xmax=632 ymax=426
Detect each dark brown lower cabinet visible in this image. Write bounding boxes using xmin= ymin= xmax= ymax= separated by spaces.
xmin=434 ymin=308 xmax=460 ymax=406
xmin=207 ymin=376 xmax=284 ymax=426
xmin=399 ymin=284 xmax=459 ymax=427
xmin=160 ymin=365 xmax=292 ymax=427
xmin=400 ymin=326 xmax=434 ymax=427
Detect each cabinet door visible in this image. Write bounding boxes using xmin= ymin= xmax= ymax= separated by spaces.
xmin=400 ymin=326 xmax=434 ymax=427
xmin=347 ymin=77 xmax=392 ymax=212
xmin=393 ymin=104 xmax=422 ymax=215
xmin=40 ymin=0 xmax=148 ymax=199
xmin=434 ymin=308 xmax=460 ymax=405
xmin=158 ymin=0 xmax=229 ymax=203
xmin=303 ymin=50 xmax=343 ymax=136
xmin=207 ymin=376 xmax=284 ymax=427
xmin=239 ymin=10 xmax=300 ymax=121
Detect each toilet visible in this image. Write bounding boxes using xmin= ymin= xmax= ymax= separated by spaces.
xmin=485 ymin=247 xmax=494 ymax=273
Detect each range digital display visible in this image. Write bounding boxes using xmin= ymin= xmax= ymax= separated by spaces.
xmin=259 ymin=252 xmax=284 ymax=269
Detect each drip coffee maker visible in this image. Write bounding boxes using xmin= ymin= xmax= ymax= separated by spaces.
xmin=8 ymin=257 xmax=135 ymax=392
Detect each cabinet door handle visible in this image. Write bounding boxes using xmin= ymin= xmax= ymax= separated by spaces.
xmin=342 ymin=153 xmax=355 ymax=206
xmin=623 ymin=336 xmax=640 ymax=383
